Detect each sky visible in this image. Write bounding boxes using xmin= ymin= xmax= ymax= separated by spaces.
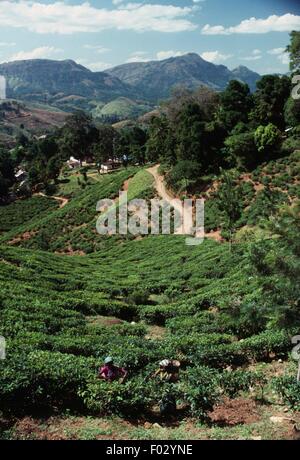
xmin=0 ymin=0 xmax=299 ymax=74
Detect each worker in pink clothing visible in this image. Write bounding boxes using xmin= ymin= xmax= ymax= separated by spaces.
xmin=98 ymin=357 xmax=127 ymax=383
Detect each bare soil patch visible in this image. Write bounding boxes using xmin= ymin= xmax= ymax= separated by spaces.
xmin=209 ymin=398 xmax=260 ymax=426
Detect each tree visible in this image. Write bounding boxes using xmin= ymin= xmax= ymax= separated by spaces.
xmin=254 ymin=123 xmax=281 ymax=156
xmin=286 ymin=30 xmax=300 ymax=73
xmin=218 ymin=80 xmax=253 ymax=132
xmin=216 ymin=169 xmax=243 ymax=247
xmin=93 ymin=125 xmax=119 ymax=171
xmin=46 ymin=156 xmax=63 ymax=184
xmin=163 ymin=85 xmax=219 ymax=125
xmin=176 ymin=103 xmax=206 ymax=165
xmin=145 ymin=116 xmax=175 ymax=165
xmin=59 ymin=111 xmax=97 ymax=164
xmin=250 ymin=202 xmax=300 ymax=328
xmin=251 ymin=75 xmax=291 ymax=130
xmin=129 ymin=126 xmax=147 ymax=164
xmin=284 ymin=96 xmax=300 ymax=127
xmin=116 ymin=126 xmax=147 ymax=165
xmin=224 ymin=131 xmax=258 ymax=170
xmin=0 ymin=147 xmax=15 ymax=201
xmin=166 ymin=160 xmax=202 ymax=192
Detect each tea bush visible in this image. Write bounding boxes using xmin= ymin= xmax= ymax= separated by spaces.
xmin=184 ymin=366 xmax=221 ymax=419
xmin=273 ymin=375 xmax=300 ymax=410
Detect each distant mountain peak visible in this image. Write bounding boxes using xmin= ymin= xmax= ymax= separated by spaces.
xmin=108 ymin=53 xmax=260 ymax=100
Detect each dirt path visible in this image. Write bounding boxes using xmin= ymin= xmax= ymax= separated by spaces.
xmin=147 ymin=165 xmax=190 ymax=235
xmin=147 ymin=165 xmax=222 ymax=241
xmin=35 ymin=192 xmax=69 ymax=209
xmin=147 ymin=165 xmax=176 ymax=204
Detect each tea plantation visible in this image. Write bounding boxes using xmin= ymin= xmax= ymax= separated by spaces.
xmin=0 ymin=162 xmax=299 ymax=439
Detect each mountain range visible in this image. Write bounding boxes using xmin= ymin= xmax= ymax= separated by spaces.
xmin=107 ymin=53 xmax=260 ymax=100
xmin=0 ymin=54 xmax=261 ymax=126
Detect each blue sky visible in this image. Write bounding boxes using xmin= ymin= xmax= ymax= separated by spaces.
xmin=0 ymin=0 xmax=299 ymax=73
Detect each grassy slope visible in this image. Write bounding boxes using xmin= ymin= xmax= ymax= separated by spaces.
xmin=201 ymin=151 xmax=300 ymax=232
xmin=96 ymin=97 xmax=152 ymax=119
xmin=0 ymin=195 xmax=59 ymax=235
xmin=0 ymin=167 xmax=152 ymax=253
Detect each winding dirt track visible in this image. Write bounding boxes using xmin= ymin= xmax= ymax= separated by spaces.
xmin=35 ymin=192 xmax=69 ymax=209
xmin=147 ymin=165 xmax=175 ymax=203
xmin=147 ymin=164 xmax=193 ymax=236
xmin=147 ymin=164 xmax=222 ymax=242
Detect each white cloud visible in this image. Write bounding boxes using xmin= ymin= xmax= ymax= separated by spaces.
xmin=6 ymin=46 xmax=63 ymax=62
xmin=268 ymin=47 xmax=286 ymax=55
xmin=242 ymin=55 xmax=262 ymax=61
xmin=83 ymin=45 xmax=110 ymax=54
xmin=0 ymin=1 xmax=197 ymax=34
xmin=202 ymin=13 xmax=300 ymax=35
xmin=84 ymin=62 xmax=112 ymax=71
xmin=242 ymin=49 xmax=262 ymax=61
xmin=126 ymin=51 xmax=150 ymax=63
xmin=268 ymin=47 xmax=289 ymax=66
xmin=156 ymin=50 xmax=184 ymax=60
xmin=277 ymin=53 xmax=289 ymax=65
xmin=201 ymin=51 xmax=232 ymax=63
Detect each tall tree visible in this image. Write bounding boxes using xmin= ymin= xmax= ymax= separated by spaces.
xmin=176 ymin=102 xmax=206 ymax=165
xmin=59 ymin=111 xmax=97 ymax=164
xmin=286 ymin=30 xmax=300 ymax=73
xmin=251 ymin=75 xmax=291 ymax=130
xmin=218 ymin=80 xmax=253 ymax=132
xmin=93 ymin=125 xmax=119 ymax=171
xmin=0 ymin=147 xmax=15 ymax=201
xmin=145 ymin=116 xmax=175 ymax=165
xmin=216 ymin=169 xmax=243 ymax=246
xmin=250 ymin=202 xmax=300 ymax=328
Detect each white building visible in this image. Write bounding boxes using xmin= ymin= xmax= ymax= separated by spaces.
xmin=67 ymin=156 xmax=81 ymax=169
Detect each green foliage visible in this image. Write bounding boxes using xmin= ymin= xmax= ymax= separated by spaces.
xmin=286 ymin=30 xmax=300 ymax=72
xmin=224 ymin=131 xmax=258 ymax=170
xmin=254 ymin=123 xmax=281 ymax=155
xmin=80 ymin=377 xmax=155 ymax=415
xmin=250 ymin=203 xmax=300 ymax=328
xmin=0 ymin=350 xmax=95 ymax=411
xmin=184 ymin=366 xmax=221 ymax=419
xmin=218 ymin=80 xmax=253 ymax=132
xmin=273 ymin=374 xmax=300 ymax=410
xmin=221 ymin=369 xmax=266 ymax=398
xmin=0 ymin=195 xmax=58 ymax=233
xmin=166 ymin=160 xmax=202 ymax=192
xmin=216 ymin=169 xmax=244 ymax=240
xmin=0 ymin=147 xmax=15 ymax=201
xmin=251 ymin=75 xmax=291 ymax=129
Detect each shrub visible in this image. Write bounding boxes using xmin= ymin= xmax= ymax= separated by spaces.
xmin=0 ymin=351 xmax=95 ymax=411
xmin=273 ymin=375 xmax=300 ymax=410
xmin=220 ymin=369 xmax=266 ymax=398
xmin=184 ymin=366 xmax=221 ymax=419
xmin=239 ymin=330 xmax=291 ymax=361
xmin=80 ymin=376 xmax=155 ymax=415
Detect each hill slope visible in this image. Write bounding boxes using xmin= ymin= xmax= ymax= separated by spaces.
xmin=0 ymin=59 xmax=137 ymax=105
xmin=107 ymin=53 xmax=261 ymax=100
xmin=0 ymin=99 xmax=68 ymax=146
